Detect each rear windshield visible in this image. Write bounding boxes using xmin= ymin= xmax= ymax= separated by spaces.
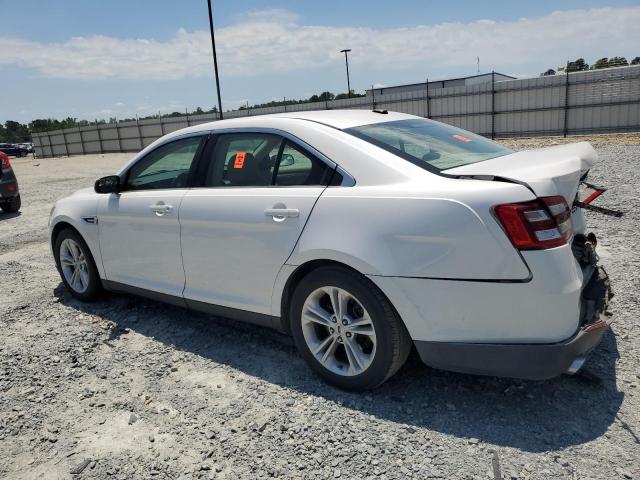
xmin=345 ymin=118 xmax=512 ymax=171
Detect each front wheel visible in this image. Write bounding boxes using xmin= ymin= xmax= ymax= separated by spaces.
xmin=290 ymin=266 xmax=411 ymax=391
xmin=54 ymin=229 xmax=102 ymax=301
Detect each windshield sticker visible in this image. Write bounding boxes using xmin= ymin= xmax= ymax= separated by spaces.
xmin=234 ymin=151 xmax=246 ymax=169
xmin=452 ymin=134 xmax=472 ymax=143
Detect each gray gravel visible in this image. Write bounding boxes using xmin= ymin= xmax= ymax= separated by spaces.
xmin=1 ymin=137 xmax=639 ymax=480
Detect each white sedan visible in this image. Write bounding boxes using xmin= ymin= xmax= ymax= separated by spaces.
xmin=49 ymin=110 xmax=613 ymax=390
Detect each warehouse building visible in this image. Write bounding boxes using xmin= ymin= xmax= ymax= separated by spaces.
xmin=366 ymin=72 xmax=515 ymax=97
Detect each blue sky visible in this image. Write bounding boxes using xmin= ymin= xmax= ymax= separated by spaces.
xmin=1 ymin=0 xmax=639 ymax=123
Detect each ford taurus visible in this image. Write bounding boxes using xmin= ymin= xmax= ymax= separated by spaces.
xmin=49 ymin=110 xmax=613 ymax=390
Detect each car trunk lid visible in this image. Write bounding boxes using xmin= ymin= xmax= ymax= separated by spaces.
xmin=444 ymin=141 xmax=596 ymax=205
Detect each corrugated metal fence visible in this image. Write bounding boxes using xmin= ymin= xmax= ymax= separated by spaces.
xmin=32 ymin=65 xmax=640 ymax=158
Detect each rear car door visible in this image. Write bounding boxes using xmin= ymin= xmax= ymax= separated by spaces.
xmin=179 ymin=131 xmax=337 ymax=315
xmin=97 ymin=135 xmax=204 ymax=296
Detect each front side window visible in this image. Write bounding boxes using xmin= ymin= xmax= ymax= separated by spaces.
xmin=346 ymin=119 xmax=512 ymax=171
xmin=126 ymin=136 xmax=202 ymax=190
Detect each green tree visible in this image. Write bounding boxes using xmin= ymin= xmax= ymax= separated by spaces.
xmin=592 ymin=57 xmax=610 ymax=69
xmin=0 ymin=121 xmax=30 ymax=142
xmin=631 ymin=57 xmax=640 ymax=65
xmin=541 ymin=68 xmax=556 ymax=76
xmin=318 ymin=91 xmax=335 ymax=101
xmin=608 ymin=56 xmax=628 ymax=67
xmin=566 ymin=58 xmax=589 ymax=72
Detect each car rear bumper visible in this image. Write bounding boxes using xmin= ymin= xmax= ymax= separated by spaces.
xmin=414 ymin=267 xmax=614 ymax=379
xmin=0 ymin=178 xmax=19 ymax=199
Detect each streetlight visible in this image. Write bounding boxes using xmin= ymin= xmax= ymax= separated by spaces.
xmin=340 ymin=49 xmax=352 ymax=98
xmin=206 ymin=0 xmax=223 ymax=119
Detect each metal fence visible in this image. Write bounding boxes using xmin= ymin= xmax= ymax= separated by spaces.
xmin=32 ymin=65 xmax=640 ymax=158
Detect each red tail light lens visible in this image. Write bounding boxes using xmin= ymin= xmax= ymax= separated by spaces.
xmin=494 ymin=196 xmax=573 ymax=250
xmin=0 ymin=155 xmax=10 ymax=169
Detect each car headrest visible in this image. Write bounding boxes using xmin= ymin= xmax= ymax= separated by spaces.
xmin=226 ymin=152 xmax=263 ymax=186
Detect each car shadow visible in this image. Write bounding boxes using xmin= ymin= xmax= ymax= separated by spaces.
xmin=54 ymin=284 xmax=624 ymax=453
xmin=0 ymin=211 xmax=21 ymax=221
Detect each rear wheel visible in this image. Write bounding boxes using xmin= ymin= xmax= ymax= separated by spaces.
xmin=54 ymin=229 xmax=102 ymax=301
xmin=1 ymin=194 xmax=21 ymax=213
xmin=290 ymin=266 xmax=411 ymax=390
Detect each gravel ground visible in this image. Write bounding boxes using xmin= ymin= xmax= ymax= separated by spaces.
xmin=1 ymin=135 xmax=639 ymax=480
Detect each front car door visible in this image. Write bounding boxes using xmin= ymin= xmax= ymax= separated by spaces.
xmin=97 ymin=134 xmax=204 ymax=296
xmin=179 ymin=131 xmax=338 ymax=316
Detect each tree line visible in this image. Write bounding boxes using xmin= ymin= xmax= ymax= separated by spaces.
xmin=541 ymin=56 xmax=640 ymax=76
xmin=0 ymin=107 xmax=218 ymax=143
xmin=238 ymin=90 xmax=364 ymax=110
xmin=0 ymin=90 xmax=364 ymax=140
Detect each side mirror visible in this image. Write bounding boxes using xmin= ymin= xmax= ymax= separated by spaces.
xmin=94 ymin=175 xmax=121 ymax=194
xmin=280 ymin=153 xmax=295 ymax=167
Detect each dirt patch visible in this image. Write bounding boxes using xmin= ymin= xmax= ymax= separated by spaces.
xmin=1 ymin=142 xmax=639 ymax=479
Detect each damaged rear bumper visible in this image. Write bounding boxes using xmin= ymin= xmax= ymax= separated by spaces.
xmin=414 ymin=267 xmax=613 ymax=380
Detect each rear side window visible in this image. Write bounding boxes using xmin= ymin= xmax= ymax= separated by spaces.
xmin=203 ymin=133 xmax=336 ymax=187
xmin=204 ymin=133 xmax=281 ymax=187
xmin=346 ymin=119 xmax=512 ymax=171
xmin=275 ymin=141 xmax=335 ymax=186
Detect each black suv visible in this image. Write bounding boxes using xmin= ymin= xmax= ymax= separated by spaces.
xmin=0 ymin=143 xmax=30 ymax=157
xmin=0 ymin=152 xmax=21 ymax=213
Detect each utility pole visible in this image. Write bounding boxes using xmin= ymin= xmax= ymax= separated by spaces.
xmin=340 ymin=49 xmax=352 ymax=98
xmin=206 ymin=0 xmax=223 ymax=119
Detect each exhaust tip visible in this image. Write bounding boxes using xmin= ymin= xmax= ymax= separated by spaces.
xmin=566 ymin=356 xmax=587 ymax=375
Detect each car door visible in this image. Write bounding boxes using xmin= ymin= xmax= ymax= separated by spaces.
xmin=97 ymin=135 xmax=204 ymax=296
xmin=179 ymin=132 xmax=337 ymax=315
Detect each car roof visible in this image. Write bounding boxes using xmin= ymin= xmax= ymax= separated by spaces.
xmin=184 ymin=109 xmax=417 ymax=133
xmin=258 ymin=109 xmax=416 ymax=129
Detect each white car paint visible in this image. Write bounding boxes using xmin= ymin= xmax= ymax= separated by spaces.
xmin=98 ymin=188 xmax=189 ymax=296
xmin=180 ymin=186 xmax=323 ymax=314
xmin=446 ymin=141 xmax=596 ymax=205
xmin=50 ymin=110 xmax=597 ymax=350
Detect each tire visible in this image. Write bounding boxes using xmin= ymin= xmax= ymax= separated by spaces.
xmin=54 ymin=228 xmax=102 ymax=301
xmin=290 ymin=266 xmax=412 ymax=391
xmin=1 ymin=194 xmax=21 ymax=213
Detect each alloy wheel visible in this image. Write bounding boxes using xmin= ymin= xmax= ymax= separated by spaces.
xmin=301 ymin=286 xmax=377 ymax=376
xmin=60 ymin=238 xmax=90 ymax=294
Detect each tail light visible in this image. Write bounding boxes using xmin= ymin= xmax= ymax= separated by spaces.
xmin=0 ymin=156 xmax=10 ymax=169
xmin=494 ymin=195 xmax=573 ymax=250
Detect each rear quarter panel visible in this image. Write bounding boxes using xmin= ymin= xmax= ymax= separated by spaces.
xmin=287 ymin=179 xmax=535 ymax=280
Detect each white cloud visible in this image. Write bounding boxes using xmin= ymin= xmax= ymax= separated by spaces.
xmin=241 ymin=8 xmax=300 ymax=24
xmin=0 ymin=7 xmax=638 ymax=81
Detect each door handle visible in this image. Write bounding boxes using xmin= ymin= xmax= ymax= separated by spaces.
xmin=264 ymin=207 xmax=299 ymax=221
xmin=150 ymin=202 xmax=173 ymax=216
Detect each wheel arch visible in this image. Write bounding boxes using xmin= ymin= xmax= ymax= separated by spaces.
xmin=50 ymin=218 xmax=105 ymax=279
xmin=277 ymin=259 xmax=406 ymax=336
xmin=51 ymin=220 xmax=79 ymax=250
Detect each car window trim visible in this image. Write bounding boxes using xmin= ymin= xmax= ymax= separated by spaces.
xmin=270 ymin=138 xmax=287 ymax=185
xmin=189 ymin=127 xmax=355 ymax=189
xmin=119 ymin=132 xmax=209 ymax=192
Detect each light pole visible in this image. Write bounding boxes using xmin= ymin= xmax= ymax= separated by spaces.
xmin=206 ymin=0 xmax=223 ymax=119
xmin=340 ymin=49 xmax=352 ymax=98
